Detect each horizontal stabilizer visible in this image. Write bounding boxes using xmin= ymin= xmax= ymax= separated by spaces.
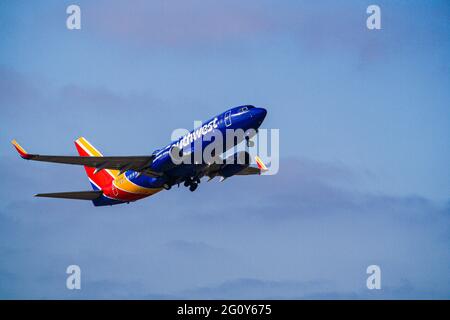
xmin=34 ymin=191 xmax=103 ymax=200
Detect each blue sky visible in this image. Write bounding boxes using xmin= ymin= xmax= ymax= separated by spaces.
xmin=0 ymin=0 xmax=449 ymax=299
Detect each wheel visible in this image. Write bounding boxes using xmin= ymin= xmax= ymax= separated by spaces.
xmin=184 ymin=179 xmax=190 ymax=187
xmin=189 ymin=183 xmax=198 ymax=192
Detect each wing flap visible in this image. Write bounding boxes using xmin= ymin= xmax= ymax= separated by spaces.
xmin=35 ymin=191 xmax=103 ymax=200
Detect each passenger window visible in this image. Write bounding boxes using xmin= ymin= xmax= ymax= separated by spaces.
xmin=225 ymin=111 xmax=232 ymax=126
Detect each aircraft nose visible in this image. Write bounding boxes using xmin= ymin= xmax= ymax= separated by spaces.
xmin=252 ymin=107 xmax=267 ymax=125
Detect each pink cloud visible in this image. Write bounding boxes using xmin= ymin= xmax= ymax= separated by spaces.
xmin=89 ymin=0 xmax=272 ymax=48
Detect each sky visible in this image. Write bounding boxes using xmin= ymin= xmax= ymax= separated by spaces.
xmin=0 ymin=0 xmax=449 ymax=299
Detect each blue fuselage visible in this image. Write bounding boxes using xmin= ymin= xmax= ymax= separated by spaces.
xmin=122 ymin=105 xmax=267 ymax=190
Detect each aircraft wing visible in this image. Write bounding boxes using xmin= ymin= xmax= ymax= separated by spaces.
xmin=234 ymin=166 xmax=261 ymax=175
xmin=203 ymin=155 xmax=268 ymax=178
xmin=11 ymin=140 xmax=162 ymax=177
xmin=235 ymin=156 xmax=268 ymax=175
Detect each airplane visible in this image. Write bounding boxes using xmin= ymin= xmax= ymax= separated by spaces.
xmin=11 ymin=105 xmax=268 ymax=206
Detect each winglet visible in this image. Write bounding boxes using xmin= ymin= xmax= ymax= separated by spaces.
xmin=11 ymin=139 xmax=31 ymax=159
xmin=255 ymin=156 xmax=268 ymax=172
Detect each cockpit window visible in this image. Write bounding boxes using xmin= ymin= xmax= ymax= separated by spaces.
xmin=240 ymin=106 xmax=249 ymax=113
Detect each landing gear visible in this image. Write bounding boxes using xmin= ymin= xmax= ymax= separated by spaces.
xmin=245 ymin=136 xmax=254 ymax=147
xmin=189 ymin=183 xmax=198 ymax=192
xmin=184 ymin=177 xmax=200 ymax=192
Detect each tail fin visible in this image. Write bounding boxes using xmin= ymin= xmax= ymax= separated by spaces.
xmin=74 ymin=137 xmax=117 ymax=191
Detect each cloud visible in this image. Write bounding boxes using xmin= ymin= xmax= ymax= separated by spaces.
xmin=162 ymin=157 xmax=447 ymax=225
xmin=177 ymin=276 xmax=449 ymax=299
xmin=0 ymin=154 xmax=449 ymax=298
xmin=181 ymin=278 xmax=332 ymax=299
xmin=2 ymin=96 xmax=449 ymax=299
xmin=0 ymin=67 xmax=181 ymax=154
xmin=164 ymin=240 xmax=229 ymax=256
xmin=88 ymin=0 xmax=271 ymax=49
xmin=73 ymin=0 xmax=450 ymax=66
xmin=0 ymin=67 xmax=41 ymax=111
xmin=0 ymin=66 xmax=161 ymax=119
xmin=1 ymin=0 xmax=449 ymax=299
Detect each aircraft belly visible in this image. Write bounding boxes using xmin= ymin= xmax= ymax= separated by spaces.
xmin=109 ymin=174 xmax=163 ymax=201
xmin=109 ymin=187 xmax=161 ymax=202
